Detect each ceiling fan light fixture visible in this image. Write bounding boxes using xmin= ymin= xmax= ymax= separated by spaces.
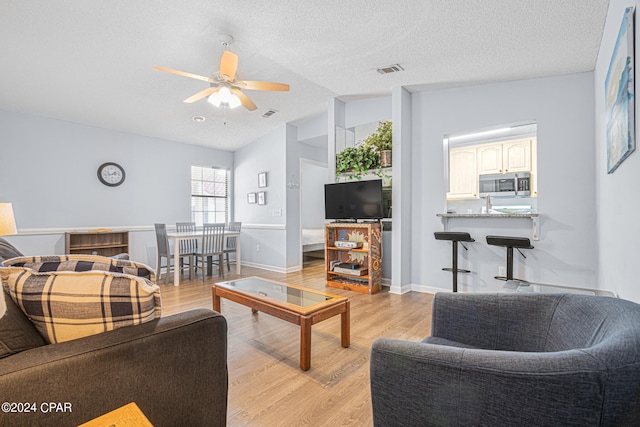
xmin=228 ymin=94 xmax=242 ymax=109
xmin=219 ymin=85 xmax=232 ymax=103
xmin=155 ymin=36 xmax=287 ymax=112
xmin=207 ymin=91 xmax=221 ymax=107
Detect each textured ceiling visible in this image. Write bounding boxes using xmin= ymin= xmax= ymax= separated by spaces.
xmin=0 ymin=0 xmax=609 ymax=151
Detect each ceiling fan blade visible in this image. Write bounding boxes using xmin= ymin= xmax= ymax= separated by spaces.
xmin=154 ymin=66 xmax=215 ymax=84
xmin=184 ymin=87 xmax=216 ymax=103
xmin=242 ymin=81 xmax=290 ymax=92
xmin=232 ymin=88 xmax=257 ymax=111
xmin=220 ymin=51 xmax=238 ymax=81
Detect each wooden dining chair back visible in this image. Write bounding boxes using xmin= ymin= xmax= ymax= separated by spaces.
xmin=224 ymin=222 xmax=242 ymax=272
xmin=199 ymin=223 xmax=226 ymax=281
xmin=176 ymin=221 xmax=198 ymax=277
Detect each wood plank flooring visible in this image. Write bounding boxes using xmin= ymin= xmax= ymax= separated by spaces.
xmin=158 ymin=259 xmax=434 ymax=427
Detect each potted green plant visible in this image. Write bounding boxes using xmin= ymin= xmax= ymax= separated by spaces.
xmin=335 ymin=145 xmax=380 ymax=180
xmin=363 ymin=121 xmax=392 ymax=167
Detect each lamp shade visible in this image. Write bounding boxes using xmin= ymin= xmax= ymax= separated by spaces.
xmin=228 ymin=93 xmax=241 ymax=109
xmin=0 ymin=203 xmax=17 ymax=236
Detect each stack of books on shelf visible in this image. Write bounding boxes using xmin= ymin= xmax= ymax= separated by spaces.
xmin=334 ymin=240 xmax=363 ymax=249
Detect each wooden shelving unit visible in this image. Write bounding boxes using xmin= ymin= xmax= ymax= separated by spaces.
xmin=65 ymin=230 xmax=129 ymax=257
xmin=325 ymin=222 xmax=382 ymax=295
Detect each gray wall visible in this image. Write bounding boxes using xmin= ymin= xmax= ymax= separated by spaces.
xmin=595 ymin=0 xmax=640 ymax=302
xmin=410 ymin=73 xmax=598 ymax=293
xmin=0 ymin=109 xmax=233 ymax=267
xmin=233 ymin=125 xmax=287 ymax=270
xmin=233 ymin=123 xmax=326 ymax=272
xmin=286 ymin=124 xmax=327 ymax=269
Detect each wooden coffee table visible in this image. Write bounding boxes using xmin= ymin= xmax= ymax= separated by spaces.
xmin=212 ymin=276 xmax=350 ymax=371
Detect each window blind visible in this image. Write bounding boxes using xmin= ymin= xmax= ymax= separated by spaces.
xmin=191 ymin=166 xmax=229 ymax=226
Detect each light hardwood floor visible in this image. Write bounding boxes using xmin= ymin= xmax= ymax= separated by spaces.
xmin=158 ymin=259 xmax=434 ymax=427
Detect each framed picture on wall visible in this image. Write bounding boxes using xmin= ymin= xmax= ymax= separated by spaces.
xmin=605 ymin=6 xmax=636 ymax=174
xmin=258 ymin=172 xmax=268 ymax=188
xmin=247 ymin=193 xmax=256 ymax=204
xmin=257 ymin=191 xmax=266 ymax=205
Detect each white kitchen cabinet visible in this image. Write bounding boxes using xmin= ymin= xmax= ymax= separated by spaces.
xmin=477 ymin=144 xmax=503 ymax=174
xmin=477 ymin=138 xmax=533 ymax=174
xmin=447 ymin=146 xmax=478 ymax=199
xmin=503 ymin=139 xmax=532 ymax=172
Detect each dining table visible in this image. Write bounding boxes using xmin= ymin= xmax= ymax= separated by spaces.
xmin=165 ymin=228 xmax=241 ymax=286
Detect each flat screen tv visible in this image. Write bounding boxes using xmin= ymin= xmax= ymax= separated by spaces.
xmin=324 ymin=179 xmax=383 ymax=220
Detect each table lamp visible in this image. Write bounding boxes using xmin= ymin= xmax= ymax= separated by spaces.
xmin=0 ymin=203 xmax=17 ymax=236
xmin=0 ymin=202 xmax=17 ymax=318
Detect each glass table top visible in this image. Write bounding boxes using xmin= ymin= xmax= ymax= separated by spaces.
xmin=215 ymin=277 xmax=335 ymax=308
xmin=502 ymin=280 xmax=615 ymax=296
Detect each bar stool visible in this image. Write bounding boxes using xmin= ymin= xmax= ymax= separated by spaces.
xmin=434 ymin=232 xmax=475 ymax=292
xmin=486 ymin=235 xmax=534 ymax=281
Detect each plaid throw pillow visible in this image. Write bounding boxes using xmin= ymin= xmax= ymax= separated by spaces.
xmin=2 ymin=255 xmax=155 ymax=282
xmin=0 ymin=267 xmax=161 ymax=344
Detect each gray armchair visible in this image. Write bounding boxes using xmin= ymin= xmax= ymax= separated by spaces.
xmin=370 ymin=293 xmax=640 ymax=426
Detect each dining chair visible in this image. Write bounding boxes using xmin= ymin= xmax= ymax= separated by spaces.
xmin=176 ymin=221 xmax=198 ymax=278
xmin=198 ymin=223 xmax=226 ymax=281
xmin=154 ymin=223 xmax=174 ymax=284
xmin=224 ymin=221 xmax=242 ymax=272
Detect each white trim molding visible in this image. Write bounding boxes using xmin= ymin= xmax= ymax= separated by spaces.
xmin=242 ymin=224 xmax=286 ymax=230
xmin=15 ymin=225 xmax=153 ymax=236
xmin=240 ymin=260 xmax=299 ymax=274
xmin=410 ymin=283 xmax=450 ymax=294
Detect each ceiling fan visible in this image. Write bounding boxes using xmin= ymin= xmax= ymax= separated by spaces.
xmin=154 ymin=34 xmax=289 ymax=111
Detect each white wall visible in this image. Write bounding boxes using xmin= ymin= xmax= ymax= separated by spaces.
xmin=0 ymin=109 xmax=234 ymax=267
xmin=410 ymin=73 xmax=597 ymax=293
xmin=595 ymin=0 xmax=640 ymax=302
xmin=296 ymin=113 xmax=328 ymax=143
xmin=345 ymin=96 xmax=392 ymax=128
xmin=301 ymin=161 xmax=328 ymax=229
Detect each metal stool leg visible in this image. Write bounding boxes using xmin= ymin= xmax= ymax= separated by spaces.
xmin=452 ymin=242 xmax=459 ymax=293
xmin=506 ymin=247 xmax=514 ymax=280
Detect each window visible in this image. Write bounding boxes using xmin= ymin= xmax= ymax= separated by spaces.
xmin=191 ymin=166 xmax=229 ymax=226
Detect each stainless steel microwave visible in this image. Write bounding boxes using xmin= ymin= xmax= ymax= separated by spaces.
xmin=479 ymin=172 xmax=530 ymax=197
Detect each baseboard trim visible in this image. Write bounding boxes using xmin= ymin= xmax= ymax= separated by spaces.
xmin=411 ymin=283 xmax=451 ymax=294
xmin=240 ymin=261 xmax=298 ymax=274
xmin=386 ymin=283 xmax=450 ymax=295
xmin=389 ymin=283 xmax=412 ymax=295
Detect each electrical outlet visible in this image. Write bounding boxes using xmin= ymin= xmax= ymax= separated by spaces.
xmin=498 ymin=266 xmax=506 ymax=277
xmin=256 ymin=244 xmax=260 ymax=252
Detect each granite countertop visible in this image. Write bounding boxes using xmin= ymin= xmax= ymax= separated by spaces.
xmin=437 ymin=213 xmax=539 ymax=218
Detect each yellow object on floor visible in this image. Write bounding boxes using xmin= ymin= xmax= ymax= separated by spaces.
xmin=78 ymin=402 xmax=153 ymax=427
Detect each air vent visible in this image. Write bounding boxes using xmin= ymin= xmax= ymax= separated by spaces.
xmin=262 ymin=109 xmax=278 ymax=118
xmin=377 ymin=64 xmax=404 ymax=74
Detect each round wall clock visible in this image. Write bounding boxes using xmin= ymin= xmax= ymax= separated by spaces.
xmin=97 ymin=162 xmax=126 ymax=187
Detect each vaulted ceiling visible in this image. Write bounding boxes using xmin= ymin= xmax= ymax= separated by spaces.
xmin=0 ymin=1 xmax=609 ymax=151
